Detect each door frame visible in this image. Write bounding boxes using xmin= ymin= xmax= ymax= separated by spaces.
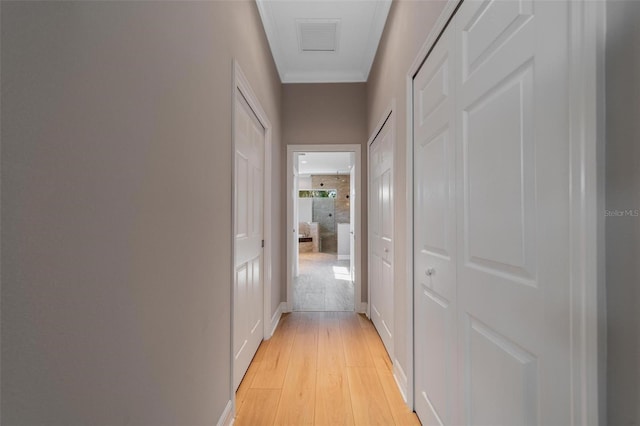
xmin=404 ymin=0 xmax=606 ymax=422
xmin=286 ymin=144 xmax=363 ymax=313
xmin=230 ymin=60 xmax=273 ymax=410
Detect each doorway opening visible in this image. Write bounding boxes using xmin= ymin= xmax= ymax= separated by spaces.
xmin=286 ymin=145 xmax=362 ymax=313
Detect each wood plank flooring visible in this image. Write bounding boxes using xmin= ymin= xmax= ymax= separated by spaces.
xmin=235 ymin=312 xmax=420 ymax=426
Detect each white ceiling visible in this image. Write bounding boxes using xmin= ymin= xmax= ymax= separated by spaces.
xmin=297 ymin=152 xmax=353 ymax=175
xmin=256 ymin=0 xmax=392 ymax=83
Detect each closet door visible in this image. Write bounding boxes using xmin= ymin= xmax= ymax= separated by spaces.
xmin=233 ymin=90 xmax=265 ymax=391
xmin=413 ymin=21 xmax=458 ymax=426
xmin=369 ymin=116 xmax=394 ymax=357
xmin=455 ymin=1 xmax=572 ymax=424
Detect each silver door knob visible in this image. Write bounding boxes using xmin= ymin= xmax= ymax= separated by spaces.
xmin=425 ymin=268 xmax=435 ymax=276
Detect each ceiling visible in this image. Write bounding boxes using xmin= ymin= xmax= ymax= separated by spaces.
xmin=297 ymin=152 xmax=353 ymax=175
xmin=256 ymin=0 xmax=392 ymax=83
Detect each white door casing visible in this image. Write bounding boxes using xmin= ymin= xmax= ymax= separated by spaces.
xmin=350 ymin=156 xmax=356 ymax=283
xmin=369 ymin=114 xmax=394 ymax=358
xmin=293 ymin=154 xmax=300 ymax=278
xmin=411 ymin=0 xmax=604 ymax=424
xmin=286 ymin=145 xmax=363 ymax=313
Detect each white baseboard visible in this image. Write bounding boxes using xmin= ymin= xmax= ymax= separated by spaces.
xmin=217 ymin=400 xmax=234 ymax=426
xmin=267 ymin=302 xmax=287 ymax=338
xmin=359 ymin=302 xmax=368 ymax=315
xmin=337 ymin=254 xmax=350 ymax=260
xmin=393 ymin=359 xmax=408 ymax=403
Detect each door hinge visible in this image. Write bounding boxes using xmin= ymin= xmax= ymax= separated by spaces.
xmin=261 ymin=239 xmax=265 ymax=248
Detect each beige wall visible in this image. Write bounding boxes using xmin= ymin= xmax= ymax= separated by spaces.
xmin=282 ymin=83 xmax=368 ymax=300
xmin=1 ymin=1 xmax=283 ymax=424
xmin=283 ymin=83 xmax=367 ymax=146
xmin=366 ymin=0 xmax=446 ymax=377
xmin=606 ymin=1 xmax=640 ymax=424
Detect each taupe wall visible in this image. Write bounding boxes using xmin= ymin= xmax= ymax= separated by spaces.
xmin=1 ymin=1 xmax=283 ymax=424
xmin=606 ymin=1 xmax=640 ymax=424
xmin=283 ymin=83 xmax=368 ymax=298
xmin=283 ymin=83 xmax=367 ymax=146
xmin=366 ymin=0 xmax=446 ymax=375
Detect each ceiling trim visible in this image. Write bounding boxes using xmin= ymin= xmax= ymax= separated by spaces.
xmin=361 ymin=0 xmax=392 ymax=81
xmin=256 ymin=0 xmax=287 ymax=82
xmin=283 ymin=70 xmax=367 ymax=84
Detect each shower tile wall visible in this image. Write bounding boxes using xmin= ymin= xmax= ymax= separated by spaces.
xmin=311 ymin=174 xmax=350 ymax=254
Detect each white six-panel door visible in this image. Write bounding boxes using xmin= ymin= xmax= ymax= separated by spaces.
xmin=234 ymin=90 xmax=265 ymax=391
xmin=413 ymin=19 xmax=458 ymax=426
xmin=369 ymin=117 xmax=394 ymax=357
xmin=414 ymin=0 xmax=574 ymax=424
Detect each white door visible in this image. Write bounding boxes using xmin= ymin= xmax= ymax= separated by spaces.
xmin=456 ymin=1 xmax=572 ymax=424
xmin=414 ymin=0 xmax=575 ymax=424
xmin=413 ymin=20 xmax=458 ymax=426
xmin=369 ymin=117 xmax=394 ymax=356
xmin=233 ymin=90 xmax=264 ymax=391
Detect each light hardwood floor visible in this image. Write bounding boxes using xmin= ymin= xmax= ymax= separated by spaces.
xmin=235 ymin=312 xmax=420 ymax=426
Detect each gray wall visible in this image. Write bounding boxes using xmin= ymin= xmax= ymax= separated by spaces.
xmin=366 ymin=0 xmax=446 ymax=376
xmin=1 ymin=1 xmax=283 ymax=424
xmin=606 ymin=1 xmax=640 ymax=424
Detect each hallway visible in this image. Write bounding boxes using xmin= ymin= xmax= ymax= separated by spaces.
xmin=235 ymin=312 xmax=419 ymax=425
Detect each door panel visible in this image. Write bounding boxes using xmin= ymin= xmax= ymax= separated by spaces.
xmin=369 ymin=116 xmax=394 ymax=357
xmin=234 ymin=90 xmax=265 ymax=391
xmin=466 ymin=316 xmax=538 ymax=426
xmin=456 ymin=1 xmax=570 ymax=424
xmin=413 ymin=18 xmax=457 ymax=426
xmin=464 ymin=64 xmax=536 ymax=282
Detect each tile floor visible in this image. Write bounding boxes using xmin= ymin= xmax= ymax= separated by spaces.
xmin=293 ymin=252 xmax=354 ymax=311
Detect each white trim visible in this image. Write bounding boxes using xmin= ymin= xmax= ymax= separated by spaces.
xmin=360 ymin=302 xmax=368 ymax=315
xmin=405 ymin=1 xmax=461 ymax=410
xmin=231 ymin=59 xmax=273 ymax=414
xmin=367 ymin=100 xmax=396 ymax=365
xmin=567 ymin=1 xmax=606 ymax=424
xmin=267 ymin=302 xmax=288 ymax=339
xmin=286 ymin=144 xmax=362 ymax=313
xmin=361 ymin=0 xmax=393 ymax=82
xmin=255 ymin=0 xmax=286 ymax=82
xmin=393 ymin=359 xmax=409 ymax=403
xmin=282 ymin=70 xmax=367 ymax=84
xmin=217 ymin=400 xmax=234 ymax=426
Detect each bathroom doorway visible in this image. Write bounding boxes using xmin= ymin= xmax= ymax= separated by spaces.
xmin=286 ymin=145 xmax=362 ymax=312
